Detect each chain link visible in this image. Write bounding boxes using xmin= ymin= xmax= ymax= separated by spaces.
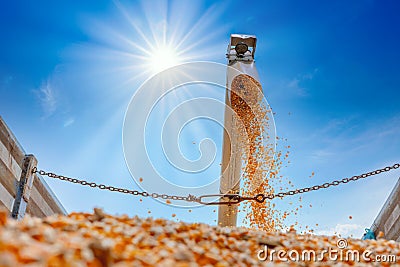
xmin=33 ymin=163 xmax=400 ymax=205
xmin=249 ymin=163 xmax=400 ymax=204
xmin=33 ymin=168 xmax=200 ymax=204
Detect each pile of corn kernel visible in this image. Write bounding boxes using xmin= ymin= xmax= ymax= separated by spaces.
xmin=1 ymin=208 xmax=398 ymax=266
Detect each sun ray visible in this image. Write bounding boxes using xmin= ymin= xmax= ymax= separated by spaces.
xmin=114 ymin=0 xmax=157 ymax=52
xmin=114 ymin=1 xmax=226 ymax=75
xmin=174 ymin=7 xmax=217 ymax=52
xmin=73 ymin=0 xmax=227 ymax=92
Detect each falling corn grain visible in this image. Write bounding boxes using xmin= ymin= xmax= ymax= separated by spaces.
xmin=230 ymin=74 xmax=297 ymax=231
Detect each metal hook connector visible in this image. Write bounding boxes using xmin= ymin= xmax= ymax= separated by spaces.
xmin=197 ymin=194 xmax=242 ymax=205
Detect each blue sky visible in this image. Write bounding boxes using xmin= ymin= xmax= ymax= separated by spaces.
xmin=1 ymin=0 xmax=399 ymax=237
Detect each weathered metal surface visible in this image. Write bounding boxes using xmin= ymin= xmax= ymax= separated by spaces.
xmin=0 ymin=117 xmax=25 ymax=169
xmin=0 ymin=159 xmax=18 ymax=200
xmin=26 ymin=174 xmax=66 ymax=217
xmin=0 ymin=181 xmax=14 ymax=211
xmin=371 ymin=177 xmax=400 ymax=241
xmin=218 ymin=34 xmax=259 ymax=227
xmin=0 ymin=138 xmax=22 ymax=181
xmin=0 ymin=116 xmax=66 ymax=218
xmin=12 ymin=155 xmax=37 ymax=219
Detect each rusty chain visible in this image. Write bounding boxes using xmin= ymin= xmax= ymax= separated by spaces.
xmin=33 ymin=163 xmax=400 ymax=205
xmin=32 ymin=168 xmax=199 ymax=204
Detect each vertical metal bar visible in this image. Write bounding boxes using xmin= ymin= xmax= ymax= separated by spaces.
xmin=11 ymin=154 xmax=37 ymax=220
xmin=218 ymin=85 xmax=241 ymax=227
xmin=218 ymin=34 xmax=258 ymax=227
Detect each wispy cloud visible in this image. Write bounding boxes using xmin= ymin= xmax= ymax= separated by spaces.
xmin=34 ymin=80 xmax=57 ymax=118
xmin=315 ymin=223 xmax=364 ymax=238
xmin=287 ymin=68 xmax=319 ymax=97
xmin=1 ymin=75 xmax=13 ymax=89
xmin=310 ymin=149 xmax=335 ymax=161
xmin=308 ymin=114 xmax=400 ymax=162
xmin=63 ymin=117 xmax=75 ymax=127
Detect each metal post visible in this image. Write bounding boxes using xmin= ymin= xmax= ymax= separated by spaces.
xmin=218 ymin=34 xmax=259 ymax=227
xmin=11 ymin=154 xmax=37 ymax=220
xmin=218 ymin=88 xmax=241 ymax=227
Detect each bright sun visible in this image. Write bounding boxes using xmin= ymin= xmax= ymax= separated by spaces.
xmin=148 ymin=45 xmax=181 ymax=73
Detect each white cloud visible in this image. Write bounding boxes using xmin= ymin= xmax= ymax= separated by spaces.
xmin=63 ymin=118 xmax=75 ymax=127
xmin=35 ymin=80 xmax=57 ymax=118
xmin=302 ymin=68 xmax=319 ymax=80
xmin=287 ymin=68 xmax=319 ymax=97
xmin=307 ymin=114 xmax=400 ymax=162
xmin=288 ymin=77 xmax=300 ymax=88
xmin=310 ymin=149 xmax=334 ymax=161
xmin=315 ymin=223 xmax=364 ymax=238
xmin=1 ymin=75 xmax=13 ymax=87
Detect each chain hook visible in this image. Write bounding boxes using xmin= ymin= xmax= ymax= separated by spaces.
xmin=197 ymin=194 xmax=242 ymax=205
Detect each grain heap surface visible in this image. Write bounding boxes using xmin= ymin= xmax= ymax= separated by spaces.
xmin=0 ymin=209 xmax=398 ymax=266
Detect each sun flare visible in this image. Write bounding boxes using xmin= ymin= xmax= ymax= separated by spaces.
xmin=148 ymin=45 xmax=181 ymax=73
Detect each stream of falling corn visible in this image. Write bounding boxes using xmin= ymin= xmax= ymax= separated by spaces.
xmin=230 ymin=74 xmax=294 ymax=232
xmin=137 ymin=73 xmax=308 ymax=232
